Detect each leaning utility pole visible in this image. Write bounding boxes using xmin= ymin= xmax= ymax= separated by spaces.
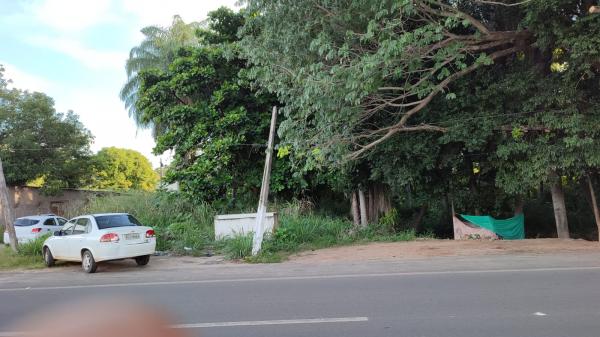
xmin=252 ymin=106 xmax=278 ymax=256
xmin=0 ymin=156 xmax=17 ymax=252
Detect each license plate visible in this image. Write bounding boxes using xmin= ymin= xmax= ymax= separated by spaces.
xmin=124 ymin=233 xmax=140 ymax=240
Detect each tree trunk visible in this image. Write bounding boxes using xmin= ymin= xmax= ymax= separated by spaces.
xmin=366 ymin=183 xmax=392 ymax=224
xmin=586 ymin=175 xmax=600 ymax=241
xmin=368 ymin=186 xmax=375 ymax=223
xmin=351 ymin=190 xmax=360 ymax=226
xmin=0 ymin=157 xmax=17 ymax=252
xmin=412 ymin=203 xmax=428 ymax=233
xmin=514 ymin=195 xmax=524 ymax=215
xmin=550 ymin=175 xmax=569 ymax=239
xmin=358 ymin=189 xmax=368 ymax=228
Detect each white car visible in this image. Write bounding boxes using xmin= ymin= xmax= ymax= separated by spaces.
xmin=42 ymin=213 xmax=156 ymax=273
xmin=3 ymin=214 xmax=68 ymax=245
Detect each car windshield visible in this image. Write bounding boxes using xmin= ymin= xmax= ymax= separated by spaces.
xmin=94 ymin=215 xmax=142 ymax=229
xmin=14 ymin=218 xmax=39 ymax=226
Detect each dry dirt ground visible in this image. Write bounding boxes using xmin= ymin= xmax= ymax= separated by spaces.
xmin=288 ymin=238 xmax=600 ymax=264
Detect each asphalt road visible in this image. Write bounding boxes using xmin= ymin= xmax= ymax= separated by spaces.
xmin=1 ymin=253 xmax=600 ymax=337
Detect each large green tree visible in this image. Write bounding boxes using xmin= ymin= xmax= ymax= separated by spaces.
xmin=90 ymin=147 xmax=159 ymax=191
xmin=0 ymin=66 xmax=93 ymax=190
xmin=240 ymin=0 xmax=534 ymax=161
xmin=121 ymin=15 xmax=201 ymax=134
xmin=136 ymin=8 xmax=284 ymax=205
xmin=239 ymin=0 xmax=600 ymax=237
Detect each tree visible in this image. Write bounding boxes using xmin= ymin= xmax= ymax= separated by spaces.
xmin=0 ymin=66 xmax=93 ymax=191
xmin=240 ymin=0 xmax=533 ymax=162
xmin=120 ymin=15 xmax=201 ymax=134
xmin=239 ymin=0 xmax=600 ymax=237
xmin=135 ymin=8 xmax=302 ymax=207
xmin=90 ymin=147 xmax=158 ymax=191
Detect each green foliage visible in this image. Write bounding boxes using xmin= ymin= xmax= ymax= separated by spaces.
xmin=118 ymin=3 xmax=600 ymax=242
xmin=164 ymin=221 xmax=212 ymax=254
xmin=378 ymin=208 xmax=398 ymax=231
xmin=17 ymin=234 xmax=51 ymax=257
xmin=0 ymin=67 xmax=93 ymax=189
xmin=121 ymin=15 xmax=201 ymax=132
xmin=251 ymin=213 xmax=431 ymax=261
xmin=239 ymin=0 xmax=523 ymax=163
xmin=135 ymin=8 xmax=307 ymax=206
xmin=89 ymin=147 xmax=159 ymax=191
xmin=221 ymin=233 xmax=253 ymax=259
xmin=69 ymin=191 xmax=215 ymax=253
xmin=0 ymin=246 xmax=44 ymax=270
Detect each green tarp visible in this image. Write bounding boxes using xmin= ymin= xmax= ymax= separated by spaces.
xmin=460 ymin=213 xmax=525 ymax=240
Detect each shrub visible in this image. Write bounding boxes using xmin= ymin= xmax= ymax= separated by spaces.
xmin=221 ymin=233 xmax=253 ymax=259
xmin=17 ymin=234 xmax=51 ymax=257
xmin=165 ymin=222 xmax=212 ymax=254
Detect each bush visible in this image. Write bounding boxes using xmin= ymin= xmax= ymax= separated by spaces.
xmin=221 ymin=233 xmax=253 ymax=259
xmin=165 ymin=222 xmax=212 ymax=254
xmin=17 ymin=234 xmax=51 ymax=257
xmin=264 ymin=214 xmax=353 ymax=252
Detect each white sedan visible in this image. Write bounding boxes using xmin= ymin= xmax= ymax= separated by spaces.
xmin=42 ymin=213 xmax=156 ymax=273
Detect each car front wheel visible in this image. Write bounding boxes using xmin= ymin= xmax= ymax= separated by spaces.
xmin=43 ymin=247 xmax=55 ymax=267
xmin=135 ymin=255 xmax=150 ymax=266
xmin=82 ymin=250 xmax=98 ymax=273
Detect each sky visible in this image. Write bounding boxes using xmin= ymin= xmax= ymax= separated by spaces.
xmin=0 ymin=0 xmax=239 ymax=167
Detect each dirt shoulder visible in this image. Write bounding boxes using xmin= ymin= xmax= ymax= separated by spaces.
xmin=289 ymin=238 xmax=600 ymax=264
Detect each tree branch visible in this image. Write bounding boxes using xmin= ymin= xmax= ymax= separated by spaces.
xmin=474 ymin=0 xmax=533 ymax=7
xmin=348 ymin=46 xmax=521 ymax=160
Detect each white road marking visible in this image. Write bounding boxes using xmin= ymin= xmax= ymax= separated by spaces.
xmin=172 ymin=316 xmax=369 ymax=329
xmin=0 ymin=317 xmax=369 ymax=336
xmin=533 ymin=312 xmax=547 ymax=316
xmin=1 ymin=266 xmax=600 ymax=292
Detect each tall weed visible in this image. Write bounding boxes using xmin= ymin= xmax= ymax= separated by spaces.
xmin=68 ymin=191 xmax=215 ymax=253
xmin=17 ymin=234 xmax=51 ymax=257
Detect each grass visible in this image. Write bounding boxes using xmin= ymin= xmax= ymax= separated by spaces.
xmin=17 ymin=234 xmax=51 ymax=257
xmin=218 ymin=212 xmax=434 ymax=263
xmin=219 ymin=233 xmax=253 ymax=260
xmin=0 ymin=245 xmax=44 ymax=270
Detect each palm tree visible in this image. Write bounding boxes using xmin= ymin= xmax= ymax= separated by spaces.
xmin=120 ymin=15 xmax=200 ymax=135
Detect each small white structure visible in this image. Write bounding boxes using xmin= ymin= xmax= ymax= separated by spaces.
xmin=214 ymin=212 xmax=279 ymax=239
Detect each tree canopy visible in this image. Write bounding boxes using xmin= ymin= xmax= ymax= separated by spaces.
xmin=0 ymin=66 xmax=93 ymax=191
xmin=121 ymin=15 xmax=201 ymax=134
xmin=124 ymin=2 xmax=600 ymax=239
xmin=89 ymin=147 xmax=158 ymax=191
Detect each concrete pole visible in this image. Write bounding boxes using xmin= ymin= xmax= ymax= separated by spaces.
xmin=252 ymin=106 xmax=278 ymax=255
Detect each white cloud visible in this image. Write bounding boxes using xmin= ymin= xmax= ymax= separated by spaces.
xmin=26 ymin=0 xmax=114 ymax=32
xmin=121 ymin=0 xmax=239 ymax=28
xmin=26 ymin=36 xmax=126 ymax=71
xmin=1 ymin=61 xmax=54 ymax=93
xmin=54 ymin=87 xmax=169 ymax=167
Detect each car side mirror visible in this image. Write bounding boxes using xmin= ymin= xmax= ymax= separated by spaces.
xmin=54 ymin=230 xmax=62 ymax=236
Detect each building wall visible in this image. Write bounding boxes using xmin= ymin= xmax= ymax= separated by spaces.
xmin=6 ymin=186 xmax=105 ymax=219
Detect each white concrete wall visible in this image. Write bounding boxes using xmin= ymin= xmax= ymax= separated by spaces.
xmin=214 ymin=212 xmax=279 ymax=239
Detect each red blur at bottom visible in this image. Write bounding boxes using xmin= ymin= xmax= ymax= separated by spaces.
xmin=12 ymin=298 xmax=190 ymax=337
